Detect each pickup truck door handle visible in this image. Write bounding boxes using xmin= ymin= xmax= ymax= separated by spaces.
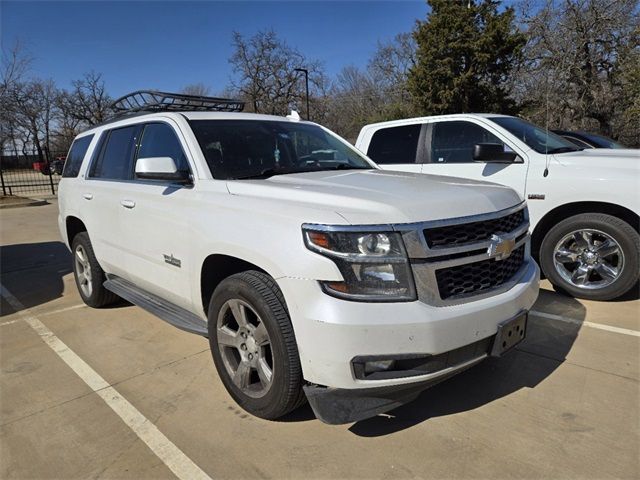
xmin=83 ymin=193 xmax=93 ymax=200
xmin=120 ymin=200 xmax=136 ymax=209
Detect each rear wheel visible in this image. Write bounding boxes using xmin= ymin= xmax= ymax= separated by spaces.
xmin=540 ymin=213 xmax=639 ymax=301
xmin=71 ymin=232 xmax=119 ymax=307
xmin=208 ymin=271 xmax=305 ymax=419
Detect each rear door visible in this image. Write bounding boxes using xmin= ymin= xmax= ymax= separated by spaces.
xmin=363 ymin=123 xmax=424 ymax=173
xmin=81 ymin=124 xmax=141 ymax=277
xmin=420 ymin=119 xmax=528 ymax=197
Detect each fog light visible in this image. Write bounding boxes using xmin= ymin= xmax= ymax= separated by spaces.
xmin=364 ymin=359 xmax=396 ymax=374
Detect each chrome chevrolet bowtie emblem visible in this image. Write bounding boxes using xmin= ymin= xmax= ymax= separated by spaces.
xmin=487 ymin=233 xmax=515 ymax=261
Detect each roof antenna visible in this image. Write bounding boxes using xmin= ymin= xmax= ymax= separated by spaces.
xmin=543 ymin=75 xmax=550 ymax=177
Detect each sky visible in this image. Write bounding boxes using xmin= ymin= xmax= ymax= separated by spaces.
xmin=1 ymin=0 xmax=430 ymax=98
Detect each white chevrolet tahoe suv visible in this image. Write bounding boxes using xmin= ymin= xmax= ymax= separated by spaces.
xmin=357 ymin=114 xmax=640 ymax=301
xmin=58 ymin=92 xmax=539 ymax=424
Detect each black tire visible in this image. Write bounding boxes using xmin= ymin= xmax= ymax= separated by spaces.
xmin=208 ymin=270 xmax=306 ymax=420
xmin=71 ymin=232 xmax=119 ymax=308
xmin=540 ymin=213 xmax=639 ymax=301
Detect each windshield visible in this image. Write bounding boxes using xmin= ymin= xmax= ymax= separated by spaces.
xmin=581 ymin=132 xmax=626 ymax=149
xmin=189 ymin=120 xmax=374 ymax=180
xmin=490 ymin=116 xmax=581 ymax=154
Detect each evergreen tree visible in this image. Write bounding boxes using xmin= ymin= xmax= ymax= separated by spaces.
xmin=408 ymin=0 xmax=525 ymax=115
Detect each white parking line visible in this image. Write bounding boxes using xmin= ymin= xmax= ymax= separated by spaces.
xmin=0 ymin=318 xmax=21 ymax=327
xmin=0 ymin=284 xmax=213 ymax=480
xmin=530 ymin=310 xmax=640 ymax=338
xmin=39 ymin=303 xmax=86 ymax=317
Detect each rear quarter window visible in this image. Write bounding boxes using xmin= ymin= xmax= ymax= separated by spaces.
xmin=367 ymin=124 xmax=421 ymax=164
xmin=62 ymin=134 xmax=94 ymax=178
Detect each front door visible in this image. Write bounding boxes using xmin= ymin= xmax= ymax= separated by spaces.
xmin=420 ymin=120 xmax=528 ymax=197
xmin=118 ymin=121 xmax=195 ymax=310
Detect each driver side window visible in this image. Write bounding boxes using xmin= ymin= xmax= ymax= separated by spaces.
xmin=431 ymin=121 xmax=504 ymax=163
xmin=137 ymin=123 xmax=190 ymax=174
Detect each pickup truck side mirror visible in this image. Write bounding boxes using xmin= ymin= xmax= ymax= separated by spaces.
xmin=135 ymin=157 xmax=191 ymax=183
xmin=473 ymin=144 xmax=519 ymax=163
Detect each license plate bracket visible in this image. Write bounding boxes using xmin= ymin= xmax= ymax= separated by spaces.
xmin=490 ymin=312 xmax=527 ymax=357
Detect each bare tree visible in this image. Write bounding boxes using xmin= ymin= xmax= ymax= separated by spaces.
xmin=12 ymin=79 xmax=59 ymax=162
xmin=0 ymin=41 xmax=32 ymax=155
xmin=518 ymin=0 xmax=640 ymax=142
xmin=324 ymin=34 xmax=418 ymax=140
xmin=60 ymin=72 xmax=112 ymax=126
xmin=181 ymin=83 xmax=212 ymax=96
xmin=229 ymin=30 xmax=325 ymax=117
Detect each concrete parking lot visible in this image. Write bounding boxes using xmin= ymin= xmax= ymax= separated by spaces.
xmin=1 ymin=201 xmax=638 ymax=479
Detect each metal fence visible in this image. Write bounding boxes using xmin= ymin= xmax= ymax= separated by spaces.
xmin=0 ymin=151 xmax=67 ymax=197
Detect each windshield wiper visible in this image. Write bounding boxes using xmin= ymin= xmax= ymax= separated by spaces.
xmin=323 ymin=163 xmax=369 ymax=171
xmin=546 ymin=147 xmax=582 ymax=154
xmin=233 ymin=164 xmax=368 ymax=180
xmin=233 ymin=168 xmax=284 ymax=180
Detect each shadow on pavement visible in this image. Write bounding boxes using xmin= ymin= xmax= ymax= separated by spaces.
xmin=0 ymin=241 xmax=73 ymax=315
xmin=348 ymin=290 xmax=586 ymax=437
xmin=0 ymin=241 xmax=132 ymax=316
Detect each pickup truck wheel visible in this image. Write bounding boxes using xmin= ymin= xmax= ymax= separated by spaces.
xmin=71 ymin=232 xmax=119 ymax=308
xmin=208 ymin=271 xmax=305 ymax=420
xmin=540 ymin=213 xmax=639 ymax=301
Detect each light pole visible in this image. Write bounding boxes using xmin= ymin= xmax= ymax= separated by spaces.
xmin=294 ymin=68 xmax=310 ymax=120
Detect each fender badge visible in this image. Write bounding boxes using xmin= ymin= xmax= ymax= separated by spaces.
xmin=163 ymin=254 xmax=181 ymax=268
xmin=487 ymin=234 xmax=516 ymax=261
xmin=527 ymin=193 xmax=545 ymax=200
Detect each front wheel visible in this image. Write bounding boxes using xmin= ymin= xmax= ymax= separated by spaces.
xmin=540 ymin=213 xmax=639 ymax=301
xmin=71 ymin=232 xmax=119 ymax=308
xmin=208 ymin=271 xmax=306 ymax=420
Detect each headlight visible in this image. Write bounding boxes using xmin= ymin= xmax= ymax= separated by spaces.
xmin=302 ymin=226 xmax=417 ymax=302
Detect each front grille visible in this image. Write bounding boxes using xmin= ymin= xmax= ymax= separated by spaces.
xmin=435 ymin=245 xmax=525 ymax=299
xmin=424 ymin=209 xmax=525 ymax=248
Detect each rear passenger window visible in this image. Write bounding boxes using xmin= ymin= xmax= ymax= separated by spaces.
xmin=90 ymin=126 xmax=139 ymax=180
xmin=62 ymin=134 xmax=94 ymax=178
xmin=137 ymin=123 xmax=190 ymax=174
xmin=367 ymin=124 xmax=421 ymax=164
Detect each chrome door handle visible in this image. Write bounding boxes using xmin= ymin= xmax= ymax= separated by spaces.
xmin=120 ymin=200 xmax=136 ymax=209
xmin=83 ymin=193 xmax=93 ymax=200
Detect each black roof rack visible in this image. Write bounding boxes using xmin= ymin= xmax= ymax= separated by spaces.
xmin=110 ymin=90 xmax=245 ymax=115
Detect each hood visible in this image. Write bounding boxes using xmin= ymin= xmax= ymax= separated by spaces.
xmin=226 ymin=169 xmax=522 ymax=225
xmin=555 ymin=149 xmax=640 ymax=167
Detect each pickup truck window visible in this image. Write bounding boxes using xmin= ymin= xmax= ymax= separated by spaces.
xmin=62 ymin=134 xmax=94 ymax=178
xmin=367 ymin=124 xmax=421 ymax=164
xmin=89 ymin=125 xmax=139 ymax=180
xmin=189 ymin=120 xmax=372 ymax=180
xmin=431 ymin=121 xmax=504 ymax=163
xmin=137 ymin=123 xmax=190 ymax=174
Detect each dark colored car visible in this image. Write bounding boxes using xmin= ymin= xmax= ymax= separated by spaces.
xmin=552 ymin=130 xmax=627 ymax=149
xmin=41 ymin=158 xmax=66 ymax=175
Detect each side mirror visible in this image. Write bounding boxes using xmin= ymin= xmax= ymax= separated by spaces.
xmin=135 ymin=157 xmax=190 ymax=183
xmin=472 ymin=144 xmax=519 ymax=163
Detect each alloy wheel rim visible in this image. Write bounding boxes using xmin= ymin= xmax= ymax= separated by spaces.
xmin=553 ymin=229 xmax=624 ymax=290
xmin=216 ymin=299 xmax=274 ymax=398
xmin=74 ymin=245 xmax=93 ymax=297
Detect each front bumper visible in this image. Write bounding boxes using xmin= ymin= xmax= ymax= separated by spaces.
xmin=303 ymin=311 xmax=528 ymax=424
xmin=304 ymin=355 xmax=483 ymax=424
xmin=277 ymin=259 xmax=539 ymax=421
xmin=279 ymin=259 xmax=538 ymax=388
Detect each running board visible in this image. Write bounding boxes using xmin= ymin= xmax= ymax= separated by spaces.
xmin=104 ymin=275 xmax=208 ymax=337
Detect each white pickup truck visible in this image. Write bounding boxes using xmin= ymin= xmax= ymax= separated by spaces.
xmin=58 ymin=91 xmax=539 ymax=424
xmin=357 ymin=114 xmax=640 ymax=301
